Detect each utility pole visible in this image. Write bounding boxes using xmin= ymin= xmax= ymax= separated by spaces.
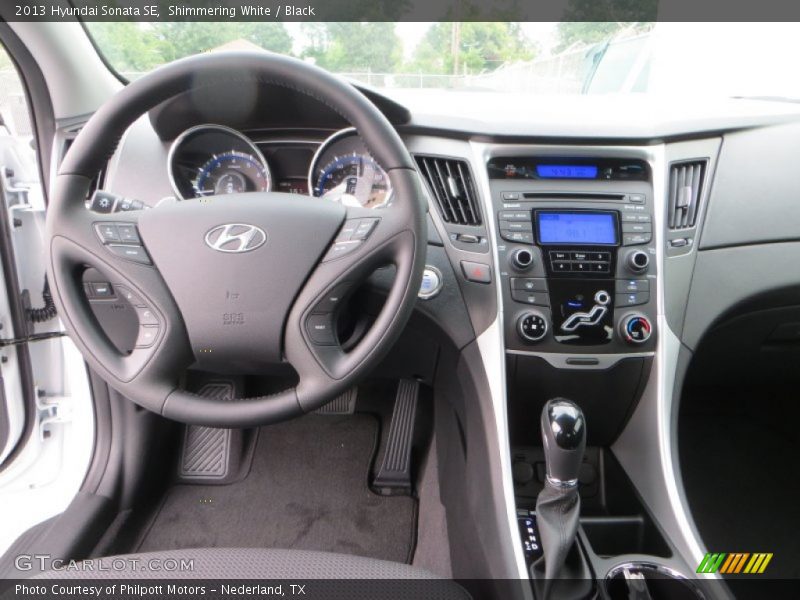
xmin=451 ymin=22 xmax=461 ymax=76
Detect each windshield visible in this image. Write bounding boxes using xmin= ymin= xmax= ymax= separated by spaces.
xmin=85 ymin=22 xmax=800 ymax=99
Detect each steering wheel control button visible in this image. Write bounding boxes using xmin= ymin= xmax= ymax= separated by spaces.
xmin=116 ymin=286 xmax=146 ymax=307
xmin=461 ymin=261 xmax=492 ymax=284
xmin=518 ymin=311 xmax=548 ymax=343
xmin=306 ymin=314 xmax=336 ymax=345
xmin=419 ymin=266 xmax=443 ymax=300
xmin=108 ymin=244 xmax=152 ymax=265
xmin=135 ymin=306 xmax=159 ymax=326
xmin=90 ymin=282 xmax=114 ymax=298
xmin=94 ymin=223 xmax=121 ymax=243
xmin=351 ymin=218 xmax=380 ymax=241
xmin=117 ymin=224 xmax=141 ymax=244
xmin=335 ymin=220 xmax=359 ymax=242
xmin=620 ymin=314 xmax=653 ymax=344
xmin=616 ymin=292 xmax=649 ymax=307
xmin=324 ymin=240 xmax=361 ymax=261
xmin=118 ymin=198 xmax=144 ymax=212
xmin=511 ymin=290 xmax=550 ymax=306
xmin=135 ymin=325 xmax=159 ymax=349
xmin=314 ymin=283 xmax=351 ymax=313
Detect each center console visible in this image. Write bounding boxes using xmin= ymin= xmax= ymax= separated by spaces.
xmin=489 ymin=156 xmax=657 ymax=358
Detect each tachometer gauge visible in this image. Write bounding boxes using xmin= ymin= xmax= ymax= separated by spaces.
xmin=309 ymin=129 xmax=391 ymax=209
xmin=194 ymin=151 xmax=270 ymax=197
xmin=168 ymin=125 xmax=272 ymax=200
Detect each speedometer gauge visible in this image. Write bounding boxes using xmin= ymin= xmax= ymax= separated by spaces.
xmin=194 ymin=151 xmax=270 ymax=197
xmin=168 ymin=125 xmax=272 ymax=200
xmin=309 ymin=129 xmax=391 ymax=209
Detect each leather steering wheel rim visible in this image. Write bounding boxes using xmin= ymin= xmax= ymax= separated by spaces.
xmin=46 ymin=52 xmax=427 ymax=427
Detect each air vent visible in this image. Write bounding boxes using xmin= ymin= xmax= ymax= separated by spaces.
xmin=667 ymin=160 xmax=707 ymax=230
xmin=415 ymin=155 xmax=482 ymax=226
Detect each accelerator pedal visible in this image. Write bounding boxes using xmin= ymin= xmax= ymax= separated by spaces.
xmin=374 ymin=379 xmax=420 ymax=495
xmin=179 ymin=381 xmax=238 ymax=482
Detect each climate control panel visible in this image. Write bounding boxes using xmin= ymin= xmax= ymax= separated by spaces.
xmin=490 ymin=176 xmax=657 ymax=355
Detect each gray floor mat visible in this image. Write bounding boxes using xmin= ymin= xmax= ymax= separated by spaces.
xmin=136 ymin=414 xmax=416 ymax=563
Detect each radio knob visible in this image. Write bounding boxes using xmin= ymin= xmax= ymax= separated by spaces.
xmin=620 ymin=314 xmax=653 ymax=344
xmin=626 ymin=249 xmax=650 ymax=273
xmin=518 ymin=311 xmax=548 ymax=343
xmin=510 ymin=248 xmax=535 ymax=271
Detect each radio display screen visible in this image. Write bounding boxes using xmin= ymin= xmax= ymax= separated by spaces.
xmin=536 ymin=165 xmax=598 ymax=179
xmin=536 ymin=211 xmax=618 ymax=245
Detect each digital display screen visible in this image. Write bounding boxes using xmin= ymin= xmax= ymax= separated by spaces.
xmin=536 ymin=165 xmax=598 ymax=179
xmin=537 ymin=212 xmax=617 ymax=245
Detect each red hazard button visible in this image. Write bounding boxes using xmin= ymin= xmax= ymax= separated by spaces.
xmin=461 ymin=261 xmax=492 ymax=284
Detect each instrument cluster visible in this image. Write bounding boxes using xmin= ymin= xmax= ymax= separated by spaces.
xmin=168 ymin=126 xmax=391 ymax=209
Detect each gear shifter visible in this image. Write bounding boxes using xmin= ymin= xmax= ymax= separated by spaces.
xmin=533 ymin=398 xmax=591 ymax=599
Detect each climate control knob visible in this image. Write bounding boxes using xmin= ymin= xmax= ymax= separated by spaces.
xmin=518 ymin=311 xmax=548 ymax=343
xmin=625 ymin=249 xmax=650 ymax=273
xmin=619 ymin=314 xmax=653 ymax=344
xmin=511 ymin=248 xmax=535 ymax=271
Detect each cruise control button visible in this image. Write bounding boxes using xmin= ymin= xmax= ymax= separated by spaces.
xmin=511 ymin=277 xmax=547 ymax=292
xmin=314 ymin=283 xmax=351 ymax=313
xmin=91 ymin=282 xmax=114 ymax=297
xmin=616 ymin=279 xmax=650 ymax=293
xmin=117 ymin=224 xmax=141 ymax=243
xmin=461 ymin=261 xmax=492 ymax=283
xmin=306 ymin=314 xmax=336 ymax=345
xmin=108 ymin=244 xmax=152 ymax=264
xmin=616 ymin=292 xmax=650 ymax=306
xmin=511 ymin=290 xmax=550 ymax=306
xmin=135 ymin=325 xmax=159 ymax=348
xmin=95 ymin=223 xmax=120 ymax=243
xmin=116 ymin=286 xmax=146 ymax=307
xmin=135 ymin=306 xmax=159 ymax=326
xmin=352 ymin=218 xmax=379 ymax=241
xmin=324 ymin=240 xmax=361 ymax=261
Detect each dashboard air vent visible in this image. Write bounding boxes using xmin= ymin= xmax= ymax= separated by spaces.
xmin=667 ymin=160 xmax=707 ymax=229
xmin=415 ymin=155 xmax=482 ymax=226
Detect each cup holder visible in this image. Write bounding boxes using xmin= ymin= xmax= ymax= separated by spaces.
xmin=604 ymin=562 xmax=706 ymax=600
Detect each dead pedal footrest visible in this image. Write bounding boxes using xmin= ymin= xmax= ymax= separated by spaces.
xmin=179 ymin=381 xmax=235 ymax=481
xmin=374 ymin=379 xmax=420 ymax=494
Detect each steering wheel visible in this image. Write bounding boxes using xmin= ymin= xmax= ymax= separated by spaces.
xmin=46 ymin=52 xmax=427 ymax=427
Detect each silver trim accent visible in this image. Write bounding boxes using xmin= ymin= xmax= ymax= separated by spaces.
xmin=167 ymin=124 xmax=272 ymax=200
xmin=506 ymin=350 xmax=655 ymax=370
xmin=204 ymin=223 xmax=267 ymax=253
xmin=545 ymin=476 xmax=578 ymax=489
xmin=517 ymin=310 xmax=548 ymax=342
xmin=604 ymin=561 xmax=706 ymax=599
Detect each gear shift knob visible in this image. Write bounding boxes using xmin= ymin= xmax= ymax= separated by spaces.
xmin=540 ymin=398 xmax=586 ymax=487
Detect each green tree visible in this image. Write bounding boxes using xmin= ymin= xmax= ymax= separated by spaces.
xmin=301 ymin=23 xmax=402 ymax=73
xmin=86 ymin=22 xmax=165 ymax=72
xmin=408 ymin=23 xmax=535 ymax=75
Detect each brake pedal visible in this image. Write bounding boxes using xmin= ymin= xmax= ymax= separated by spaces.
xmin=315 ymin=387 xmax=357 ymax=415
xmin=374 ymin=379 xmax=419 ymax=494
xmin=179 ymin=381 xmax=237 ymax=482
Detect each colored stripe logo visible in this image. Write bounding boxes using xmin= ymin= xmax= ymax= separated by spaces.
xmin=697 ymin=553 xmax=773 ymax=574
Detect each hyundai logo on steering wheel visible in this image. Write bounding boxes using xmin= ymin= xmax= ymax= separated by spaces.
xmin=204 ymin=223 xmax=267 ymax=253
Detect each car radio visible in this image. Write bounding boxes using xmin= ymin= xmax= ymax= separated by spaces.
xmin=489 ymin=168 xmax=657 ymax=355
